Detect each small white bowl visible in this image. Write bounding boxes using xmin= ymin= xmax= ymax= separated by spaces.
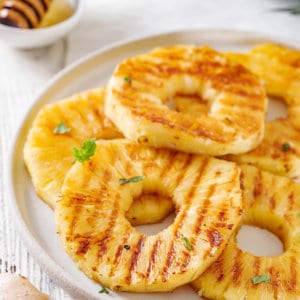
xmin=0 ymin=0 xmax=84 ymax=49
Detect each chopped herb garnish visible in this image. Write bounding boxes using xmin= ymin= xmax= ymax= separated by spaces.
xmin=224 ymin=117 xmax=231 ymax=123
xmin=119 ymin=175 xmax=144 ymax=185
xmin=181 ymin=234 xmax=192 ymax=250
xmin=282 ymin=143 xmax=291 ymax=151
xmin=123 ymin=76 xmax=132 ymax=84
xmin=298 ymin=212 xmax=300 ymax=218
xmin=53 ymin=122 xmax=71 ymax=134
xmin=251 ymin=275 xmax=270 ymax=284
xmin=124 ymin=244 xmax=131 ymax=250
xmin=72 ymin=138 xmax=97 ymax=163
xmin=98 ymin=286 xmax=109 ymax=294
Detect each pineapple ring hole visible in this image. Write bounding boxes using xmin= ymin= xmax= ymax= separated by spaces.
xmin=166 ymin=93 xmax=210 ymax=118
xmin=125 ymin=185 xmax=175 ymax=235
xmin=237 ymin=209 xmax=289 ymax=256
xmin=266 ymin=96 xmax=288 ymax=121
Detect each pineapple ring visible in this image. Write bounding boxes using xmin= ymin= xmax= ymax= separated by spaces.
xmin=56 ymin=139 xmax=243 ymax=292
xmin=24 ymin=88 xmax=122 ymax=209
xmin=24 ymin=88 xmax=173 ymax=224
xmin=192 ymin=164 xmax=300 ymax=299
xmin=225 ymin=43 xmax=300 ymax=178
xmin=105 ymin=45 xmax=267 ymax=156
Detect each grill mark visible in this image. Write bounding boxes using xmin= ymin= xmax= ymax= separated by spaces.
xmin=194 ymin=185 xmax=215 ymax=237
xmin=253 ymin=170 xmax=263 ymax=198
xmin=288 ymin=256 xmax=297 ymax=291
xmin=288 ymin=190 xmax=294 ymax=211
xmin=207 ymin=228 xmax=222 ymax=247
xmin=76 ymin=237 xmax=91 ymax=255
xmin=179 ymin=250 xmax=191 ymax=273
xmin=2 ymin=6 xmax=33 ymax=28
xmin=232 ymin=249 xmax=242 ymax=284
xmin=97 ymin=195 xmax=120 ymax=260
xmin=253 ymin=256 xmax=261 ymax=277
xmin=125 ymin=236 xmax=145 ymax=284
xmin=269 ymin=266 xmax=279 ymax=298
xmin=269 ymin=196 xmax=276 ymax=210
xmin=162 ymin=243 xmax=176 ymax=282
xmin=146 ymin=238 xmax=161 ymax=279
xmin=109 ymin=234 xmax=130 ymax=277
xmin=185 ymin=157 xmax=209 ymax=205
xmin=161 ymin=157 xmax=209 ymax=281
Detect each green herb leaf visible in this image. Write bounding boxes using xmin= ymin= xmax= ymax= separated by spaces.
xmin=124 ymin=76 xmax=132 ymax=84
xmin=98 ymin=286 xmax=109 ymax=294
xmin=181 ymin=234 xmax=192 ymax=250
xmin=298 ymin=212 xmax=300 ymax=218
xmin=53 ymin=122 xmax=71 ymax=134
xmin=251 ymin=275 xmax=270 ymax=284
xmin=224 ymin=117 xmax=231 ymax=123
xmin=119 ymin=175 xmax=144 ymax=185
xmin=282 ymin=143 xmax=291 ymax=151
xmin=72 ymin=138 xmax=97 ymax=163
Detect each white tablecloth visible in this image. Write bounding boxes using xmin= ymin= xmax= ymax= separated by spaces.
xmin=0 ymin=0 xmax=299 ymax=298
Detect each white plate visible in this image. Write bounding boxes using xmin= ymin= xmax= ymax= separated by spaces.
xmin=8 ymin=29 xmax=297 ymax=300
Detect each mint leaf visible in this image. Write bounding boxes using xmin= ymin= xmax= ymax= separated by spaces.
xmin=72 ymin=138 xmax=97 ymax=163
xmin=119 ymin=176 xmax=144 ymax=185
xmin=53 ymin=122 xmax=71 ymax=134
xmin=251 ymin=275 xmax=270 ymax=284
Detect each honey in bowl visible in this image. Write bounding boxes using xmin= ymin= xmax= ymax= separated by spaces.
xmin=0 ymin=0 xmax=73 ymax=29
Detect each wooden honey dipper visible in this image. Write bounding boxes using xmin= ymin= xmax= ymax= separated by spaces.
xmin=0 ymin=0 xmax=52 ymax=29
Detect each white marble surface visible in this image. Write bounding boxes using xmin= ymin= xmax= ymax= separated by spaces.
xmin=0 ymin=0 xmax=299 ymax=298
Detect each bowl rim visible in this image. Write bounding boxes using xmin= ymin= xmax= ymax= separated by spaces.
xmin=0 ymin=0 xmax=84 ymax=33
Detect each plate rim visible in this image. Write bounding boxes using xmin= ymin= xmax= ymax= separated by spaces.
xmin=7 ymin=28 xmax=299 ymax=300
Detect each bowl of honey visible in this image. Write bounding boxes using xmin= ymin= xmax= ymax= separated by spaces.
xmin=0 ymin=0 xmax=84 ymax=48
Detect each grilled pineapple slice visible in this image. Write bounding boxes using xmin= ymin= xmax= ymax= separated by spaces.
xmin=192 ymin=164 xmax=300 ymax=299
xmin=105 ymin=45 xmax=267 ymax=156
xmin=23 ymin=88 xmax=122 ymax=209
xmin=227 ymin=120 xmax=300 ymax=178
xmin=225 ymin=43 xmax=300 ymax=178
xmin=56 ymin=139 xmax=243 ymax=292
xmin=23 ymin=88 xmax=173 ymax=225
xmin=226 ymin=43 xmax=300 ymax=101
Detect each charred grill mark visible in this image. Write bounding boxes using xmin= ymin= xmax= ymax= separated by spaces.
xmin=76 ymin=237 xmax=91 ymax=255
xmin=179 ymin=250 xmax=191 ymax=273
xmin=207 ymin=229 xmax=223 ymax=247
xmin=174 ymin=155 xmax=193 ymax=189
xmin=269 ymin=196 xmax=276 ymax=210
xmin=146 ymin=238 xmax=161 ymax=279
xmin=232 ymin=249 xmax=242 ymax=284
xmin=186 ymin=157 xmax=209 ymax=204
xmin=288 ymin=256 xmax=297 ymax=291
xmin=253 ymin=257 xmax=261 ymax=277
xmin=288 ymin=191 xmax=294 ymax=211
xmin=161 ymin=157 xmax=209 ymax=281
xmin=162 ymin=243 xmax=176 ymax=282
xmin=253 ymin=170 xmax=263 ymax=198
xmin=194 ymin=184 xmax=215 ymax=236
xmin=269 ymin=266 xmax=279 ymax=298
xmin=97 ymin=195 xmax=120 ymax=261
xmin=109 ymin=234 xmax=130 ymax=277
xmin=126 ymin=236 xmax=145 ymax=284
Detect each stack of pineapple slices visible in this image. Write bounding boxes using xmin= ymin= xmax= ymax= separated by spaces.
xmin=23 ymin=43 xmax=300 ymax=298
